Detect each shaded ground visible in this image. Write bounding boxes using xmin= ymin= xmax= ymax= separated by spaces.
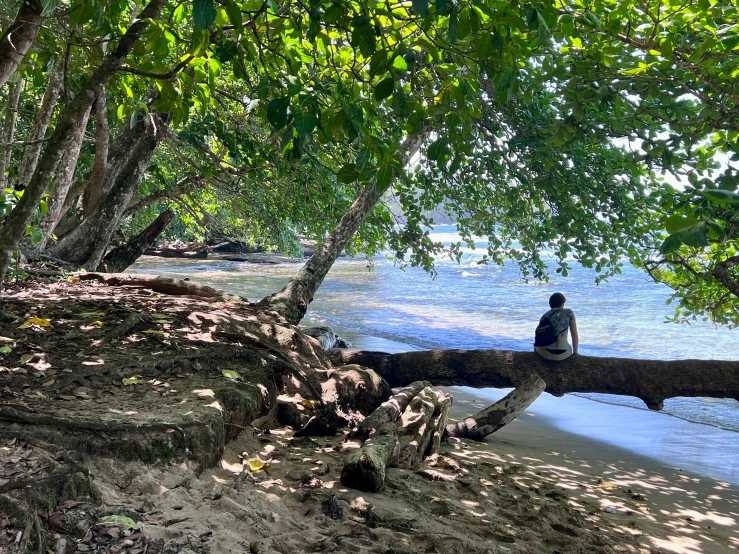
xmin=0 ymin=277 xmax=729 ymax=553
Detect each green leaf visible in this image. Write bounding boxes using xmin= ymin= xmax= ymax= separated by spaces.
xmin=30 ymin=230 xmax=43 ymax=245
xmin=448 ymin=7 xmax=458 ymax=43
xmin=222 ymin=369 xmax=242 ymax=380
xmin=293 ymin=110 xmax=318 ymax=136
xmin=376 ymin=163 xmax=394 ymax=192
xmin=374 ymin=77 xmax=395 ymax=101
xmin=665 ymin=215 xmax=701 ymax=234
xmin=0 ymin=345 xmax=11 ymax=354
xmin=475 ymin=35 xmax=493 ymax=59
xmin=660 ymin=233 xmax=682 ymax=255
xmin=226 ymin=3 xmax=243 ymax=28
xmin=173 ymin=3 xmax=186 ymax=23
xmin=435 ymin=0 xmax=453 ymax=16
xmin=267 ymin=97 xmax=291 ymax=129
xmin=412 ymin=0 xmax=430 ymax=17
xmin=39 ymin=199 xmax=48 ymax=215
xmin=193 ymin=0 xmax=217 ymax=30
xmin=702 ymin=189 xmax=739 ymax=205
xmin=679 ymin=222 xmax=708 ymax=248
xmin=337 ymin=164 xmax=360 ymax=183
xmin=351 ymin=16 xmax=376 ymax=58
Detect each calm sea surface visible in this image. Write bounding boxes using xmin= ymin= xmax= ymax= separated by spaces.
xmin=132 ymin=225 xmax=739 ymax=441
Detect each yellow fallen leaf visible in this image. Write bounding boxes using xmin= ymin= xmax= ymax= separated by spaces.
xmin=19 ymin=354 xmax=34 ymax=364
xmin=142 ymin=329 xmax=165 ymax=335
xmin=222 ymin=369 xmax=241 ymax=380
xmin=122 ymin=377 xmax=139 ymax=386
xmin=246 ymin=458 xmax=268 ymax=472
xmin=18 ymin=317 xmax=52 ymax=329
xmin=90 ymin=320 xmax=104 ymax=327
xmin=301 ymin=399 xmax=320 ymax=410
xmin=68 ymin=276 xmax=79 ymax=283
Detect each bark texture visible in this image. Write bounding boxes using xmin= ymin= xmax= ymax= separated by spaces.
xmin=0 ymin=80 xmax=21 ymax=187
xmin=83 ymin=90 xmax=109 ymax=214
xmin=340 ymin=423 xmax=399 ymax=492
xmin=0 ymin=0 xmax=167 ymax=283
xmin=394 ymin=387 xmax=448 ymax=470
xmin=36 ymin=103 xmax=92 ymax=249
xmin=99 ymin=208 xmax=174 ymax=272
xmin=48 ymin=111 xmax=165 ymax=269
xmin=0 ymin=0 xmax=43 ymax=88
xmin=328 ymin=349 xmax=739 ymax=410
xmin=15 ymin=66 xmax=63 ymax=190
xmin=259 ymin=130 xmax=428 ymax=325
xmin=350 ymin=380 xmax=430 ymax=440
xmin=445 ymin=376 xmax=546 ymax=440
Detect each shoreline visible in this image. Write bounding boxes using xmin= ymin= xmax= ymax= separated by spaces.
xmin=311 ymin=321 xmax=739 ymax=486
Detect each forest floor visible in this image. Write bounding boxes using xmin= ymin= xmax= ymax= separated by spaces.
xmin=0 ymin=276 xmax=735 ymax=554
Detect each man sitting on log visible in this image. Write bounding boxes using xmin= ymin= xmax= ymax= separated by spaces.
xmin=534 ymin=292 xmax=579 ymax=361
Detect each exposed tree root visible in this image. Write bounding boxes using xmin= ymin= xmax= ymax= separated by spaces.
xmin=350 ymin=380 xmax=430 ymax=440
xmin=77 ymin=272 xmax=245 ymax=301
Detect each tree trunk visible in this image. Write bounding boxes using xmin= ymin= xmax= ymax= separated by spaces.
xmin=47 ymin=111 xmax=165 ymax=269
xmin=122 ymin=176 xmax=195 ymax=218
xmin=328 ymin=349 xmax=739 ymax=411
xmin=99 ymin=208 xmax=174 ymax=272
xmin=76 ymin=272 xmax=243 ymax=301
xmin=259 ymin=129 xmax=428 ymax=325
xmin=350 ymin=380 xmax=430 ymax=440
xmin=0 ymin=0 xmax=43 ymax=88
xmin=0 ymin=80 xmax=21 ymax=187
xmin=15 ymin=66 xmax=63 ymax=190
xmin=0 ymin=0 xmax=167 ymax=283
xmin=36 ymin=103 xmax=92 ymax=249
xmin=445 ymin=376 xmax=546 ymax=440
xmin=340 ymin=422 xmax=399 ymax=492
xmin=83 ymin=90 xmax=108 ymax=214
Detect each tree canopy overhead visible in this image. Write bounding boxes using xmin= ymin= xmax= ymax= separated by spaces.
xmin=0 ymin=0 xmax=737 ymax=324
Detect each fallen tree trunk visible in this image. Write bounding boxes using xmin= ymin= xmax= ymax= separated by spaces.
xmin=350 ymin=380 xmax=430 ymax=440
xmin=328 ymin=349 xmax=739 ymax=410
xmin=445 ymin=376 xmax=546 ymax=441
xmin=99 ymin=209 xmax=174 ymax=272
xmin=340 ymin=423 xmax=399 ymax=492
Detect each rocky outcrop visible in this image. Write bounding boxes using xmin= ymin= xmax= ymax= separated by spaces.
xmin=303 ymin=326 xmax=353 ymax=350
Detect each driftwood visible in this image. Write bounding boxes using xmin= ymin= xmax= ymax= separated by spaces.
xmin=340 ymin=423 xmax=399 ymax=492
xmin=350 ymin=380 xmax=430 ymax=440
xmin=394 ymin=387 xmax=441 ymax=470
xmin=329 ymin=349 xmax=739 ymax=410
xmin=445 ymin=376 xmax=546 ymax=440
xmin=77 ymin=273 xmax=244 ymax=302
xmin=143 ymin=245 xmax=210 ymax=258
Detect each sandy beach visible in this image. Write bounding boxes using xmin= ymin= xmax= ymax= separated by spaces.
xmin=79 ymin=383 xmax=739 ymax=554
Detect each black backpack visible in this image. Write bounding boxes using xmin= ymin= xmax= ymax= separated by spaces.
xmin=534 ymin=309 xmax=561 ymax=347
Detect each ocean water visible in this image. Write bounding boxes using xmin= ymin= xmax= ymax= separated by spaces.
xmin=132 ymin=226 xmax=739 ymax=436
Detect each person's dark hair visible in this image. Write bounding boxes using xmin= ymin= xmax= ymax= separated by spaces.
xmin=549 ymin=292 xmax=566 ymax=308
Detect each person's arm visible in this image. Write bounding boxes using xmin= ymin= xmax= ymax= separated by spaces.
xmin=570 ymin=318 xmax=579 ymax=355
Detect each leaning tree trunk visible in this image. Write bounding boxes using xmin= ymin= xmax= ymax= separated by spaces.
xmin=48 ymin=112 xmax=166 ymax=269
xmin=328 ymin=349 xmax=739 ymax=411
xmin=83 ymin=90 xmax=109 ymax=214
xmin=259 ymin=129 xmax=429 ymax=325
xmin=0 ymin=0 xmax=168 ymax=283
xmin=36 ymin=103 xmax=92 ymax=249
xmin=445 ymin=376 xmax=546 ymax=440
xmin=0 ymin=0 xmax=43 ymax=88
xmin=15 ymin=66 xmax=63 ymax=190
xmin=0 ymin=80 xmax=21 ymax=187
xmin=99 ymin=208 xmax=174 ymax=272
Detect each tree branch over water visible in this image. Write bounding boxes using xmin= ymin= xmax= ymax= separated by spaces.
xmin=328 ymin=349 xmax=739 ymax=411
